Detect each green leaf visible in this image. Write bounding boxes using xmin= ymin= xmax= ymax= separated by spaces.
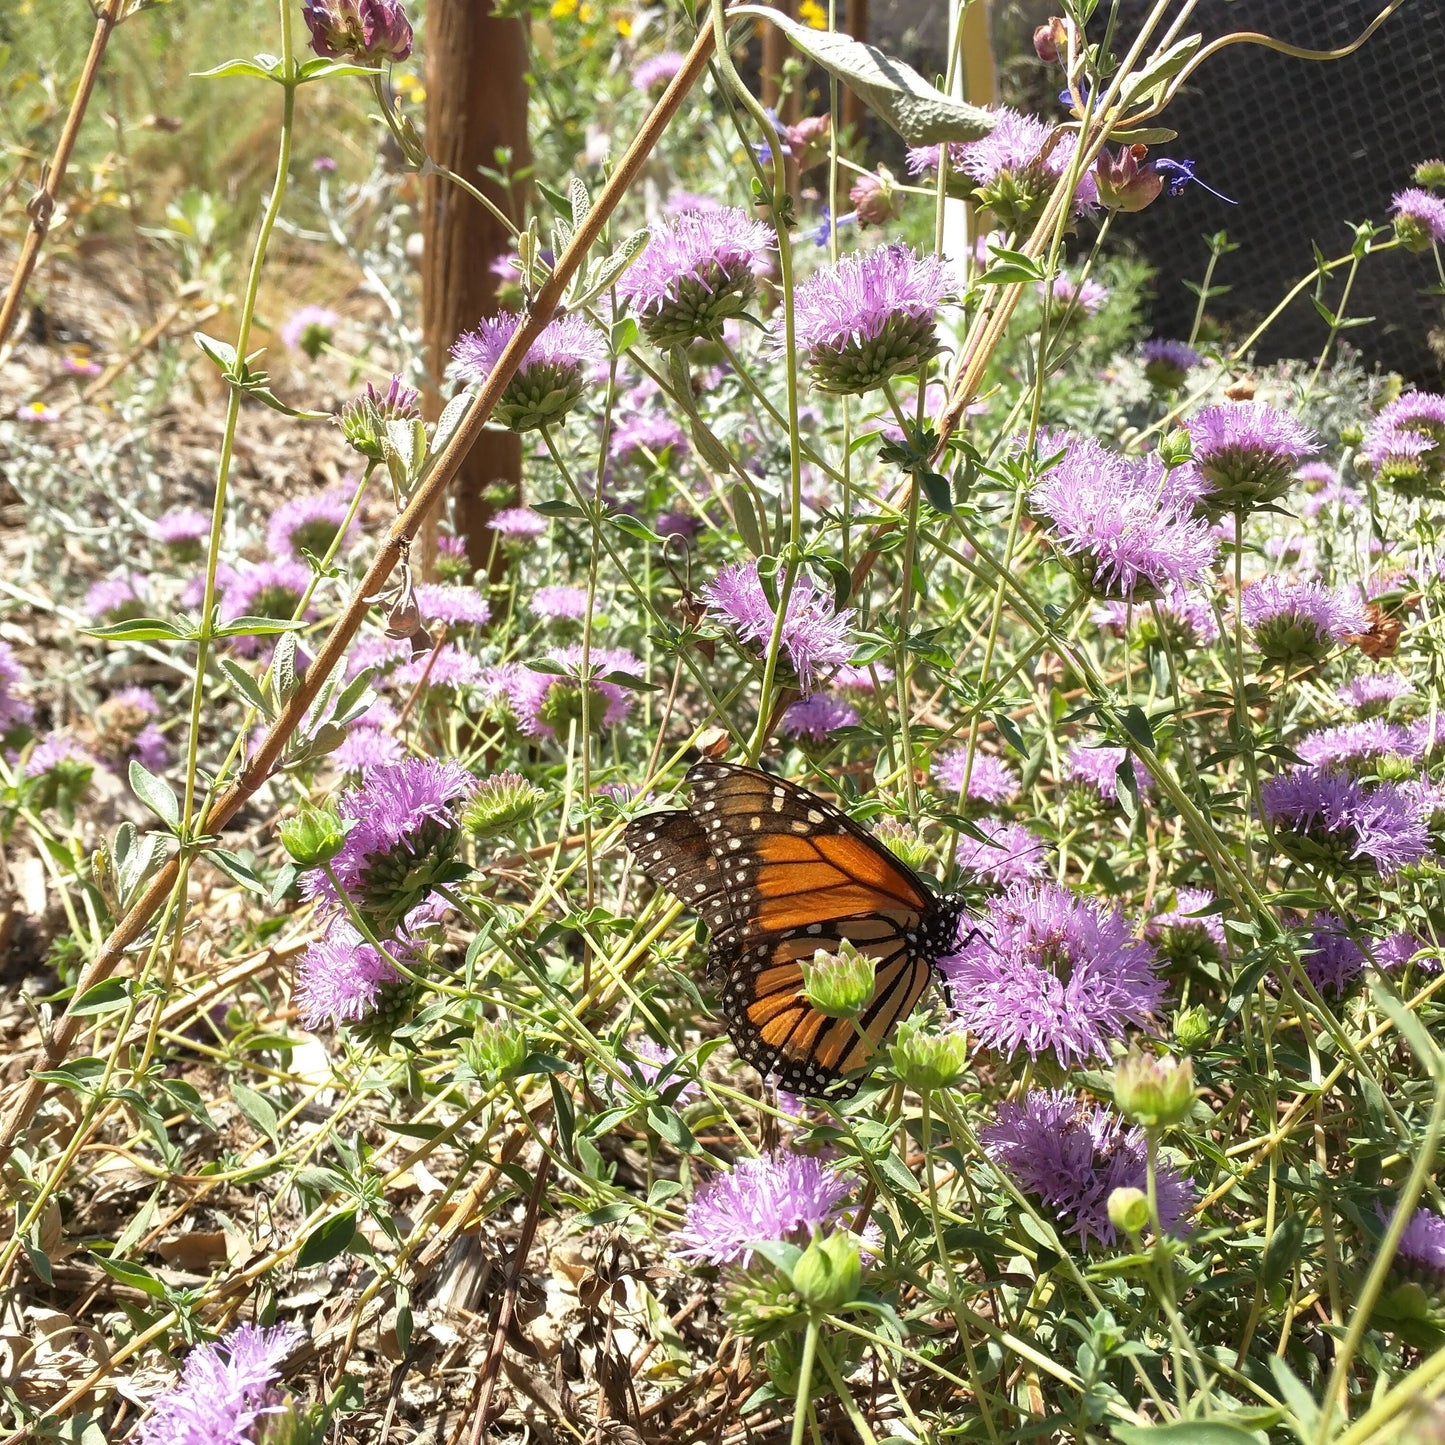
xmin=294 ymin=57 xmax=380 ymax=81
xmin=129 ymin=761 xmax=180 ymax=829
xmin=192 ymin=57 xmax=278 ymax=81
xmin=728 ymin=482 xmax=766 ymax=557
xmin=731 ymin=7 xmax=996 ymax=146
xmin=70 ymin=978 xmax=131 ymax=1017
xmin=575 ymin=1202 xmax=633 ymax=1228
xmin=1368 ymin=975 xmax=1444 ymax=1077
xmin=569 ymin=175 xmax=590 ymax=231
xmin=83 ymin=617 xmax=191 ymax=642
xmin=920 ymin=469 xmax=953 ymax=514
xmin=1116 ymin=33 xmax=1203 ymax=111
xmin=220 ymin=658 xmax=275 ymax=718
xmin=193 ymin=330 xmax=238 ymax=370
xmin=92 ymin=1252 xmax=169 ymax=1299
xmin=209 ymin=848 xmax=268 ymax=896
xmin=231 ymin=1082 xmax=280 ymax=1143
xmin=1268 ymin=1355 xmax=1324 ymax=1440
xmin=295 ymin=1209 xmax=357 ymax=1268
xmin=215 ymin=616 xmax=307 ymax=637
xmin=33 ymin=1057 xmax=107 ymax=1091
xmin=611 ymin=318 xmax=639 ymax=356
xmin=611 ymin=514 xmax=666 ymax=546
xmin=1119 ymin=705 xmax=1157 ymax=752
xmin=1112 ymin=1423 xmax=1266 ymax=1444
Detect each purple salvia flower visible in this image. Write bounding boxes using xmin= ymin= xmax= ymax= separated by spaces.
xmin=451 ymin=311 xmax=608 ymax=432
xmin=529 ymin=584 xmax=591 ymax=622
xmin=279 ymin=303 xmax=338 ymax=358
xmin=153 ymin=507 xmax=211 ymax=559
xmin=266 ymin=487 xmax=354 ymax=561
xmin=302 ymin=758 xmax=476 ymax=928
xmin=86 ymin=571 xmax=148 ymax=624
xmin=953 ymin=820 xmax=1048 ymax=887
xmin=333 ymin=725 xmax=404 ymax=776
xmin=1395 ymin=1206 xmax=1445 ymax=1284
xmin=790 ymin=243 xmax=951 ymax=395
xmin=609 ymin=411 xmax=690 ymax=462
xmin=301 ymin=0 xmax=411 ymax=62
xmin=344 ymin=632 xmax=414 ymax=682
xmin=222 ymin=560 xmax=316 ymax=658
xmin=1391 ymin=188 xmax=1445 ymax=251
xmin=1038 ymin=273 xmax=1107 ymax=316
xmin=1186 ymin=402 xmax=1317 ymax=517
xmin=782 ymin=693 xmax=859 ymax=741
xmin=632 ymin=50 xmax=685 ymax=91
xmin=932 ymin=748 xmax=1019 ymax=805
xmin=0 ymin=643 xmax=33 ymax=733
xmin=415 ymin=583 xmax=491 ymax=629
xmin=1242 ymin=576 xmax=1370 ymax=667
xmin=503 ymin=645 xmax=642 ymax=740
xmin=1408 ymin=715 xmax=1445 ymax=759
xmin=619 ymin=207 xmax=774 ymax=349
xmin=940 ymin=883 xmax=1166 ymax=1068
xmin=703 ymin=560 xmax=854 ymax=692
xmin=674 ymin=1149 xmax=860 ymax=1266
xmin=1065 ymin=743 xmax=1153 ymax=804
xmin=487 ymin=506 xmax=548 ymax=539
xmin=1295 ymin=718 xmax=1421 ymax=770
xmin=1141 ymin=338 xmax=1201 ymax=388
xmin=1030 ymin=435 xmax=1217 ymax=601
xmin=140 ymin=1321 xmax=299 ymax=1445
xmin=981 ymin=1089 xmax=1192 ymax=1247
xmin=1261 ymin=767 xmax=1432 ymax=877
xmin=1147 ymin=887 xmax=1228 ymax=966
xmin=394 ymin=643 xmax=488 ymax=693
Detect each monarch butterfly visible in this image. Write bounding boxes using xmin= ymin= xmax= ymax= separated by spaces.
xmin=624 ymin=761 xmax=968 ymax=1097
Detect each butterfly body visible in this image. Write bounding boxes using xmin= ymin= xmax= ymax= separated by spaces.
xmin=625 ymin=761 xmax=967 ymax=1097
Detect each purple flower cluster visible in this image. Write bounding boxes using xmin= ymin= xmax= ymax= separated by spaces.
xmin=222 ymin=560 xmax=316 ymax=657
xmin=1361 ymin=391 xmax=1445 ymax=496
xmin=86 ymin=571 xmax=148 ymax=624
xmin=674 ymin=1149 xmax=860 ymax=1266
xmin=1141 ymin=338 xmax=1201 ymax=388
xmin=981 ymin=1089 xmax=1192 ymax=1247
xmin=1187 ymin=402 xmax=1316 ymax=517
xmin=1391 ymin=188 xmax=1445 ymax=250
xmin=1242 ymin=575 xmax=1369 ymax=667
xmin=1030 ymin=435 xmax=1217 ymax=602
xmin=266 ymin=487 xmax=354 ymax=561
xmin=1261 ymin=768 xmax=1432 ymax=877
xmin=280 ymin=303 xmax=338 ymax=359
xmin=941 ymin=883 xmax=1165 ymax=1067
xmin=395 ymin=642 xmax=487 ymax=693
xmin=609 ymin=410 xmax=689 ymax=463
xmin=619 ymin=207 xmax=773 ymax=350
xmin=297 ymin=912 xmax=423 ymax=1028
xmin=790 ymin=244 xmax=951 ymax=394
xmin=1065 ymin=743 xmax=1152 ymax=804
xmin=500 ymin=646 xmax=642 ymax=740
xmin=932 ymin=748 xmax=1020 ymax=805
xmin=1396 ymin=1206 xmax=1445 ymax=1280
xmin=488 ymin=507 xmax=548 ymax=540
xmin=1039 ymin=273 xmax=1107 ymax=316
xmin=451 ymin=311 xmax=607 ymax=431
xmin=1295 ymin=718 xmax=1422 ymax=770
xmin=632 ymin=50 xmax=684 ymax=91
xmin=953 ymin=820 xmax=1047 ymax=887
xmin=1300 ymin=912 xmax=1420 ymax=997
xmin=1147 ymin=887 xmax=1228 ymax=965
xmin=415 ymin=583 xmax=492 ymax=629
xmin=153 ymin=507 xmax=211 ymax=557
xmin=529 ymin=584 xmax=591 ymax=622
xmin=782 ymin=693 xmax=859 ymax=741
xmin=1094 ymin=591 xmax=1219 ymax=648
xmin=0 ymin=643 xmax=33 ymax=734
xmin=140 ymin=1321 xmax=299 ymax=1445
xmin=703 ymin=560 xmax=854 ymax=692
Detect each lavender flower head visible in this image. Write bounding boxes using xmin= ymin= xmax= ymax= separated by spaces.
xmin=86 ymin=571 xmax=148 ymax=625
xmin=153 ymin=507 xmax=211 ymax=561
xmin=624 ymin=1037 xmax=701 ymax=1103
xmin=1391 ymin=188 xmax=1445 ymax=251
xmin=302 ymin=757 xmax=476 ymax=931
xmin=1295 ymin=718 xmax=1421 ymax=771
xmin=941 ymin=883 xmax=1165 ymax=1068
xmin=394 ymin=643 xmax=487 ymax=694
xmin=488 ymin=506 xmax=548 ymax=540
xmin=503 ymin=645 xmax=642 ymax=740
xmin=140 ymin=1321 xmax=300 ymax=1445
xmin=632 ymin=49 xmax=684 ymax=91
xmin=1030 ymin=437 xmax=1217 ymax=602
xmin=1147 ymin=887 xmax=1227 ymax=968
xmin=25 ymin=732 xmax=94 ymax=778
xmin=619 ymin=207 xmax=773 ymax=350
xmin=529 ymin=584 xmax=591 ymax=622
xmin=789 ymin=243 xmax=951 ymax=395
xmin=1361 ymin=391 xmax=1445 ymax=497
xmin=1260 ymin=767 xmax=1432 ymax=877
xmin=1039 ymin=273 xmax=1108 ymax=317
xmin=333 ymin=724 xmax=404 ymax=777
xmin=1187 ymin=402 xmax=1317 ymax=517
xmin=0 ymin=643 xmax=33 ymax=733
xmin=93 ymin=687 xmax=167 ymax=774
xmin=932 ymin=748 xmax=1019 ymax=805
xmin=222 ymin=559 xmax=316 ymax=657
xmin=981 ymin=1090 xmax=1192 ymax=1247
xmin=1395 ymin=1206 xmax=1445 ymax=1284
xmin=296 ymin=911 xmax=426 ymax=1032
xmin=415 ymin=583 xmax=492 ymax=629
xmin=1242 ymin=575 xmax=1369 ymax=668
xmin=1094 ymin=591 xmax=1219 ymax=649
xmin=1141 ymin=338 xmax=1201 ymax=389
xmin=1065 ymin=744 xmax=1152 ymax=805
xmin=674 ymin=1149 xmax=860 ymax=1266
xmin=782 ymin=693 xmax=859 ymax=742
xmin=703 ymin=560 xmax=854 ymax=692
xmin=906 ymin=105 xmax=1097 ymax=228
xmin=280 ymin=303 xmax=338 ymax=359
xmin=953 ymin=820 xmax=1048 ymax=887
xmin=266 ymin=487 xmax=354 ymax=561
xmin=451 ymin=311 xmax=607 ymax=432
xmin=609 ymin=410 xmax=689 ymax=463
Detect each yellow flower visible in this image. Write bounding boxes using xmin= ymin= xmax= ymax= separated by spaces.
xmin=798 ymin=0 xmax=827 ymax=28
xmin=550 ymin=0 xmax=578 ymax=16
xmin=579 ymin=2 xmax=595 ymax=19
xmin=615 ymin=13 xmax=633 ymax=35
xmin=396 ymin=72 xmax=426 ymax=103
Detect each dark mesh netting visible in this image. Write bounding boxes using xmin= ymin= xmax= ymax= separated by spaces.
xmin=1103 ymin=0 xmax=1444 ymax=381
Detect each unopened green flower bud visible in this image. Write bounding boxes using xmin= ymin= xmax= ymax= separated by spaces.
xmin=462 ymin=771 xmax=548 ymax=840
xmin=1339 ymin=423 xmax=1365 ymax=449
xmin=872 ymin=817 xmax=934 ymax=873
xmin=279 ymin=804 xmax=348 ymax=868
xmin=339 ymin=375 xmax=421 ymax=463
xmin=1378 ymin=751 xmax=1416 ymax=784
xmin=801 ymin=940 xmax=875 ymax=1020
xmin=1156 ymin=428 xmax=1194 ymax=469
xmin=889 ymin=1017 xmax=970 ymax=1092
xmin=1172 ymin=1005 xmax=1211 ymax=1051
xmin=1107 ymin=1186 xmax=1150 ymax=1237
xmin=466 ymin=1017 xmax=529 ymax=1081
xmin=1113 ymin=1049 xmax=1196 ymax=1129
xmin=1415 ymin=159 xmax=1445 ymax=191
xmin=791 ymin=1232 xmax=862 ymax=1314
xmin=722 ymin=1266 xmax=801 ymax=1339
